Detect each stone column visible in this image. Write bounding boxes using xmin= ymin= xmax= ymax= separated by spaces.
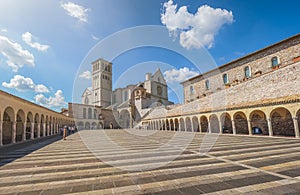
xmin=173 ymin=121 xmax=176 ymax=131
xmin=208 ymin=121 xmax=212 ymax=133
xmin=23 ymin=121 xmax=27 ymax=141
xmin=191 ymin=121 xmax=194 ymax=132
xmin=0 ymin=120 xmax=3 ymax=146
xmin=232 ymin=120 xmax=236 ymax=135
xmin=219 ymin=120 xmax=223 ymax=134
xmin=199 ymin=121 xmax=202 ymax=133
xmin=267 ymin=118 xmax=273 ymax=136
xmin=31 ymin=122 xmax=34 ymax=139
xmin=43 ymin=123 xmax=46 ymax=137
xmin=247 ymin=120 xmax=252 ymax=135
xmin=47 ymin=124 xmax=50 ymax=135
xmin=12 ymin=121 xmax=16 ymax=144
xmin=37 ymin=123 xmax=41 ymax=138
xmin=184 ymin=120 xmax=187 ymax=132
xmin=293 ymin=117 xmax=299 ymax=138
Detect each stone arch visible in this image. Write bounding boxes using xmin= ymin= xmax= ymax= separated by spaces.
xmin=220 ymin=113 xmax=232 ymax=134
xmin=179 ymin=118 xmax=185 ymax=131
xmin=26 ymin=112 xmax=33 ymax=140
xmin=200 ymin=116 xmax=208 ymax=132
xmin=88 ymin=108 xmax=92 ymax=119
xmin=271 ymin=107 xmax=294 ymax=137
xmin=185 ymin=117 xmax=192 ymax=132
xmin=192 ymin=116 xmax=199 ymax=132
xmin=45 ymin=116 xmax=49 ymax=136
xmin=174 ymin=118 xmax=179 ymax=131
xmin=16 ymin=109 xmax=25 ymax=142
xmin=94 ymin=109 xmax=97 ymax=119
xmin=234 ymin=112 xmax=248 ymax=134
xmin=40 ymin=114 xmax=44 ymax=137
xmin=165 ymin=119 xmax=169 ymax=130
xmin=85 ymin=122 xmax=90 ymax=129
xmin=250 ymin=110 xmax=268 ymax=135
xmin=119 ymin=110 xmax=130 ymax=129
xmin=209 ymin=114 xmax=219 ymax=133
xmin=2 ymin=107 xmax=15 ymax=145
xmin=77 ymin=121 xmax=84 ymax=130
xmin=170 ymin=119 xmax=174 ymax=131
xmin=92 ymin=122 xmax=97 ymax=129
xmin=33 ymin=114 xmax=39 ymax=138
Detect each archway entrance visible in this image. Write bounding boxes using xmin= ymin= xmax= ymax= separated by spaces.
xmin=192 ymin=116 xmax=199 ymax=132
xmin=234 ymin=112 xmax=248 ymax=134
xmin=271 ymin=108 xmax=294 ymax=137
xmin=220 ymin=113 xmax=232 ymax=134
xmin=250 ymin=110 xmax=268 ymax=135
xmin=200 ymin=116 xmax=208 ymax=132
xmin=186 ymin=117 xmax=192 ymax=132
xmin=2 ymin=107 xmax=14 ymax=145
xmin=16 ymin=110 xmax=25 ymax=142
xmin=210 ymin=114 xmax=219 ymax=133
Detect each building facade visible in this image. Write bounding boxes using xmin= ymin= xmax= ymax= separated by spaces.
xmin=142 ymin=34 xmax=300 ymax=138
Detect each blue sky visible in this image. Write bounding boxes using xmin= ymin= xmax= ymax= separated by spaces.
xmin=0 ymin=0 xmax=299 ymax=111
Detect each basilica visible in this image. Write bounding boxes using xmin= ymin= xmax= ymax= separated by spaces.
xmin=68 ymin=59 xmax=173 ymax=129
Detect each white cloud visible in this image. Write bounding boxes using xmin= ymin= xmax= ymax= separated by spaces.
xmin=35 ymin=90 xmax=66 ymax=108
xmin=79 ymin=70 xmax=91 ymax=79
xmin=2 ymin=75 xmax=49 ymax=93
xmin=22 ymin=32 xmax=50 ymax=52
xmin=91 ymin=34 xmax=99 ymax=41
xmin=164 ymin=67 xmax=199 ymax=83
xmin=61 ymin=2 xmax=89 ymax=23
xmin=0 ymin=29 xmax=7 ymax=33
xmin=161 ymin=0 xmax=233 ymax=49
xmin=0 ymin=35 xmax=35 ymax=72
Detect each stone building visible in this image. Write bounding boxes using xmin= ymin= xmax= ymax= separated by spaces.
xmin=142 ymin=34 xmax=300 ymax=138
xmin=0 ymin=90 xmax=74 ymax=146
xmin=70 ymin=59 xmax=173 ymax=129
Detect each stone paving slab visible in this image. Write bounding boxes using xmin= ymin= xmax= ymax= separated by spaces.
xmin=0 ymin=130 xmax=300 ymax=194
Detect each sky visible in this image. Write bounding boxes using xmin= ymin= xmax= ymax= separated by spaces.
xmin=0 ymin=0 xmax=299 ymax=111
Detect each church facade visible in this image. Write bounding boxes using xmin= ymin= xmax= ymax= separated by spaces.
xmin=70 ymin=59 xmax=173 ymax=129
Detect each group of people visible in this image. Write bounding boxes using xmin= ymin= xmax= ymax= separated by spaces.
xmin=60 ymin=125 xmax=77 ymax=140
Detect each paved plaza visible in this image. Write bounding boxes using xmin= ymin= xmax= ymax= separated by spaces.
xmin=1 ymin=130 xmax=300 ymax=194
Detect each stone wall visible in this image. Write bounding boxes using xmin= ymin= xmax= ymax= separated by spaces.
xmin=183 ymin=35 xmax=300 ymax=103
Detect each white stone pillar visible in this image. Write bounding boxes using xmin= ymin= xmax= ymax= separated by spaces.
xmin=232 ymin=120 xmax=236 ymax=135
xmin=199 ymin=121 xmax=202 ymax=133
xmin=23 ymin=121 xmax=27 ymax=141
xmin=219 ymin=120 xmax=223 ymax=134
xmin=47 ymin=124 xmax=50 ymax=135
xmin=267 ymin=118 xmax=273 ymax=136
xmin=191 ymin=120 xmax=194 ymax=132
xmin=37 ymin=123 xmax=41 ymax=138
xmin=293 ymin=117 xmax=299 ymax=138
xmin=208 ymin=121 xmax=212 ymax=133
xmin=184 ymin=120 xmax=187 ymax=132
xmin=247 ymin=120 xmax=252 ymax=135
xmin=0 ymin=120 xmax=3 ymax=146
xmin=43 ymin=123 xmax=46 ymax=137
xmin=31 ymin=122 xmax=35 ymax=139
xmin=12 ymin=121 xmax=16 ymax=144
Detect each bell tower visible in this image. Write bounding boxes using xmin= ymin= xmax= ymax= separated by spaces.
xmin=91 ymin=58 xmax=112 ymax=108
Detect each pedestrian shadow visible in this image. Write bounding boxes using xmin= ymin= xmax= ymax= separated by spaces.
xmin=0 ymin=135 xmax=63 ymax=168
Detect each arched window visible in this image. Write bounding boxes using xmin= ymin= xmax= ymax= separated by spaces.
xmin=88 ymin=108 xmax=92 ymax=119
xmin=94 ymin=109 xmax=97 ymax=119
xmin=244 ymin=66 xmax=251 ymax=78
xmin=83 ymin=108 xmax=86 ymax=119
xmin=271 ymin=56 xmax=279 ymax=67
xmin=189 ymin=86 xmax=195 ymax=94
xmin=205 ymin=80 xmax=210 ymax=90
xmin=84 ymin=97 xmax=89 ymax=105
xmin=223 ymin=73 xmax=229 ymax=84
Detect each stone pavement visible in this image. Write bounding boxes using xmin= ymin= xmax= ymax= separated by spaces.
xmin=1 ymin=130 xmax=300 ymax=194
